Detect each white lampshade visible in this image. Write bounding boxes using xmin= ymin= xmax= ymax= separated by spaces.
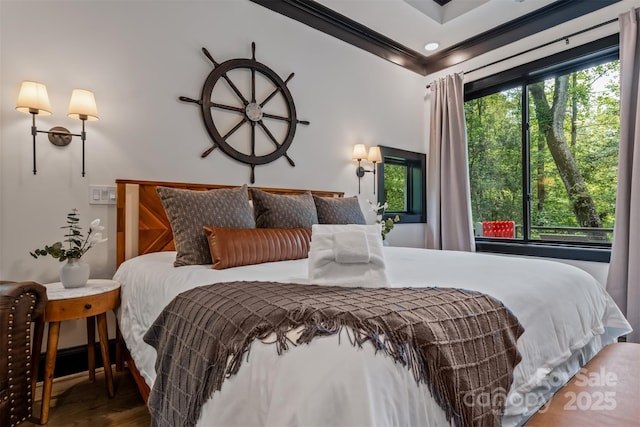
xmin=352 ymin=144 xmax=367 ymax=160
xmin=67 ymin=89 xmax=99 ymax=121
xmin=16 ymin=81 xmax=52 ymax=115
xmin=367 ymin=146 xmax=382 ymax=163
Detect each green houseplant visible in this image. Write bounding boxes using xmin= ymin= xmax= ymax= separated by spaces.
xmin=368 ymin=201 xmax=400 ymax=241
xmin=31 ymin=209 xmax=107 ymax=288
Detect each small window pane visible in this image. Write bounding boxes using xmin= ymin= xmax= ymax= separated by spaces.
xmin=383 ymin=163 xmax=407 ymax=212
xmin=465 ymin=88 xmax=523 ymax=239
xmin=378 ymin=146 xmax=426 ymax=223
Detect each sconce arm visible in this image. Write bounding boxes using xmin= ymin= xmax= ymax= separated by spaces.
xmin=355 ymin=159 xmax=379 ymax=194
xmin=356 ymin=165 xmax=375 ymax=176
xmin=35 ymin=129 xmax=82 ymax=138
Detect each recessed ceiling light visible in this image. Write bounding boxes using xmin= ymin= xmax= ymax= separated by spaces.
xmin=424 ymin=42 xmax=440 ymax=52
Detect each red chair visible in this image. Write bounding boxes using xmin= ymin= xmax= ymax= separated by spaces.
xmin=482 ymin=221 xmax=515 ymax=238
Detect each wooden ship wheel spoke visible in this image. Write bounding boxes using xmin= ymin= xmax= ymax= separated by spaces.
xmin=179 ymin=42 xmax=309 ymax=183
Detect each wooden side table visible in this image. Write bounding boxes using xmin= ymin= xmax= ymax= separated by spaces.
xmin=32 ymin=279 xmax=120 ymax=424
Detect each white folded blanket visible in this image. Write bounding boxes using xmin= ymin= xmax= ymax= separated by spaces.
xmin=308 ymin=224 xmax=389 ymax=287
xmin=333 ymin=231 xmax=370 ymax=264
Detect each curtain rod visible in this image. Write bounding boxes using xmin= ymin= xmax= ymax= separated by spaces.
xmin=426 ymin=17 xmax=619 ymax=89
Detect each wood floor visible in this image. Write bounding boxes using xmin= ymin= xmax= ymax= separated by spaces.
xmin=24 ymin=368 xmax=150 ymax=427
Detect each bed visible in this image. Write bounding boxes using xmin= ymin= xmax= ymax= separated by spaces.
xmin=113 ymin=179 xmax=632 ymax=427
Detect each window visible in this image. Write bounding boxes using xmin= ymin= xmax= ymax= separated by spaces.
xmin=376 ymin=146 xmax=426 ymax=223
xmin=464 ymin=36 xmax=619 ymax=262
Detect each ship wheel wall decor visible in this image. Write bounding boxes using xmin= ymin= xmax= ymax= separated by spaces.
xmin=179 ymin=42 xmax=310 ymax=183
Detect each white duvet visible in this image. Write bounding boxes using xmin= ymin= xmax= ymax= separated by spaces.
xmin=114 ymin=247 xmax=631 ymax=427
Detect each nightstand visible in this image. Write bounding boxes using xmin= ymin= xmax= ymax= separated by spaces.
xmin=32 ymin=279 xmax=120 ymax=424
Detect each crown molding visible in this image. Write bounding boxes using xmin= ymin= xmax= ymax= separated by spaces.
xmin=423 ymin=0 xmax=620 ymax=74
xmin=250 ymin=0 xmax=428 ymax=75
xmin=250 ymin=0 xmax=621 ymax=76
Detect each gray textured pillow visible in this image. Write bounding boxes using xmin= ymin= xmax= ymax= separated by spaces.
xmin=313 ymin=195 xmax=366 ymax=224
xmin=250 ymin=188 xmax=319 ymax=228
xmin=157 ymin=185 xmax=255 ymax=266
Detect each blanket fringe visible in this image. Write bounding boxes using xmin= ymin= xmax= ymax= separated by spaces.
xmin=220 ymin=312 xmax=463 ymax=426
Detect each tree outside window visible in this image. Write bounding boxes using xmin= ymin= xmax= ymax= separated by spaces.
xmin=465 ymin=59 xmax=619 ymax=246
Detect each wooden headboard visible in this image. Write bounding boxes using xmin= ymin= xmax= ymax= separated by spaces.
xmin=115 ymin=179 xmax=344 ymax=267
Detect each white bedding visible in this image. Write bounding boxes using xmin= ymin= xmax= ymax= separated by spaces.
xmin=114 ymin=247 xmax=631 ymax=427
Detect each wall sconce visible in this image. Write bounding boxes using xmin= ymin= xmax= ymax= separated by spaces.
xmin=352 ymin=144 xmax=382 ymax=194
xmin=16 ymin=81 xmax=99 ymax=176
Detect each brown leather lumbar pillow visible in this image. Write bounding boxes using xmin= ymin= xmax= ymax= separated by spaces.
xmin=204 ymin=226 xmax=312 ymax=270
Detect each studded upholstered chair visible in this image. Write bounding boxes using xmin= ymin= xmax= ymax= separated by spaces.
xmin=0 ymin=281 xmax=47 ymax=427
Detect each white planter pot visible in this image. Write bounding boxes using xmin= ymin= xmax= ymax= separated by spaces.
xmin=60 ymin=258 xmax=90 ymax=288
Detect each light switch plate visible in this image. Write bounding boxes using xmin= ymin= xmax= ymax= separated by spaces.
xmin=89 ymin=185 xmax=117 ymax=205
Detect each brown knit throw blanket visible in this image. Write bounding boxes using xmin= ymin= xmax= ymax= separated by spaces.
xmin=144 ymin=281 xmax=524 ymax=427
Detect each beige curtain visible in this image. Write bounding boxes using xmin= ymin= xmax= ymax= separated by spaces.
xmin=426 ymin=73 xmax=475 ymax=252
xmin=606 ymin=8 xmax=640 ymax=343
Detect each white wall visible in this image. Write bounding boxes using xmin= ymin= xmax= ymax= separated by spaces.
xmin=0 ymin=0 xmax=426 ymax=348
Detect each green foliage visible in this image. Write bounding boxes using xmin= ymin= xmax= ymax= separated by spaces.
xmin=383 ymin=163 xmax=406 ymax=212
xmin=368 ymin=201 xmax=400 ymax=240
xmin=30 ymin=209 xmax=106 ymax=262
xmin=465 ymin=89 xmax=523 ymax=227
xmin=465 ymin=60 xmax=620 ymax=238
xmin=381 ymin=215 xmax=400 ymax=240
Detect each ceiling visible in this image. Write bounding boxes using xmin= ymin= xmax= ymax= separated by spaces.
xmin=251 ymin=0 xmax=632 ymax=76
xmin=314 ymin=0 xmax=557 ymax=54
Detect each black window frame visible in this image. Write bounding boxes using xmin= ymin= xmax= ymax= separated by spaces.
xmin=376 ymin=145 xmax=426 ymax=224
xmin=464 ymin=34 xmax=619 ymax=263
